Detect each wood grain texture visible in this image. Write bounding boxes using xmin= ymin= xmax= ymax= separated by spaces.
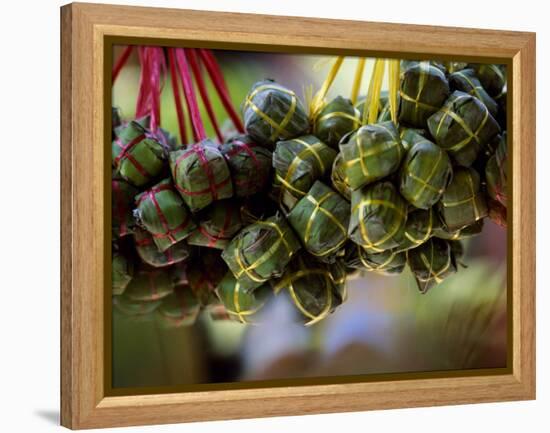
xmin=60 ymin=2 xmax=536 ymax=429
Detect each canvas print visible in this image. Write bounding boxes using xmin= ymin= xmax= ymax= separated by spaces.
xmin=111 ymin=45 xmax=507 ymax=389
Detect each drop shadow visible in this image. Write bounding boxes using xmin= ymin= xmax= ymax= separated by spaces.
xmin=35 ymin=409 xmax=59 ymax=425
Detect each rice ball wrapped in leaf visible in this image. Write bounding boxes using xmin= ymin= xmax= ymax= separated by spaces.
xmin=112 ymin=121 xmax=165 ymax=187
xmin=399 ymin=137 xmax=452 ymax=209
xmin=272 ymin=135 xmax=337 ymax=213
xmin=314 ymin=96 xmax=360 ymax=148
xmin=394 ymin=208 xmax=439 ymax=252
xmin=134 ymin=179 xmax=196 ymax=252
xmin=220 ymin=135 xmax=272 ymax=197
xmin=273 ymin=253 xmax=344 ymax=326
xmin=124 ymin=268 xmax=175 ymax=302
xmin=112 ymin=179 xmax=138 ymax=238
xmin=288 ymin=181 xmax=350 ymax=260
xmin=112 ymin=251 xmax=134 ymax=295
xmin=485 ymin=133 xmax=507 ymax=207
xmin=438 ymin=167 xmax=488 ymax=231
xmin=407 ymin=237 xmax=458 ymax=293
xmin=398 ymin=61 xmax=450 ymax=127
xmin=169 ymin=139 xmax=233 ymax=212
xmin=345 ymin=243 xmax=406 ymax=274
xmin=113 ymin=294 xmax=162 ymax=317
xmin=187 ymin=200 xmax=243 ymax=250
xmin=133 ymin=227 xmax=192 ymax=268
xmin=243 ymin=79 xmax=309 ymax=146
xmin=331 ymin=153 xmax=352 ymax=201
xmin=349 ymin=181 xmax=408 ymax=253
xmin=216 ymin=272 xmax=272 ymax=324
xmin=428 ymin=91 xmax=500 ymax=167
xmin=222 ymin=213 xmax=301 ymax=292
xmin=187 ymin=249 xmax=227 ymax=306
xmin=339 ymin=121 xmax=404 ymax=190
xmin=467 ymin=63 xmax=506 ymax=98
xmin=448 ymin=68 xmax=498 ymax=117
xmin=156 ymin=285 xmax=201 ymax=328
xmin=433 ymin=218 xmax=484 ymax=240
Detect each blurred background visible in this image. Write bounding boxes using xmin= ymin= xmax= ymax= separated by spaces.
xmin=112 ymin=47 xmax=507 ymax=389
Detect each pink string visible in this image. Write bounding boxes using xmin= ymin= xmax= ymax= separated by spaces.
xmin=167 ymin=48 xmax=187 ymax=145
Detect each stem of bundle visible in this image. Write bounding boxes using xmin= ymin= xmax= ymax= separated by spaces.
xmin=167 ymin=48 xmax=188 ymax=145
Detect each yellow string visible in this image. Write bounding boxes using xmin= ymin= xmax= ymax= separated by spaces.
xmin=351 ymin=58 xmax=366 ymax=105
xmin=388 ymin=59 xmax=400 ymax=123
xmin=310 ymin=56 xmax=345 ymax=121
xmin=363 ymin=59 xmax=386 ymax=125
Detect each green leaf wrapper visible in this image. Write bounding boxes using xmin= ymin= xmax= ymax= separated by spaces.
xmin=345 ymin=243 xmax=406 ymax=275
xmin=124 ymin=268 xmax=175 ymax=302
xmin=272 ymin=135 xmax=337 ymax=213
xmin=356 ymin=91 xmax=392 ymax=123
xmin=433 ymin=218 xmax=484 ymax=240
xmin=407 ymin=237 xmax=457 ymax=293
xmin=133 ymin=227 xmax=192 ymax=268
xmin=222 ymin=213 xmax=301 ymax=292
xmin=187 ymin=200 xmax=243 ymax=250
xmin=438 ymin=167 xmax=488 ymax=231
xmin=113 ymin=294 xmax=162 ymax=317
xmin=169 ymin=139 xmax=233 ymax=212
xmin=485 ymin=133 xmax=507 ymax=207
xmin=399 ymin=128 xmax=428 ymax=152
xmin=314 ymin=96 xmax=360 ymax=148
xmin=112 ymin=251 xmax=134 ymax=295
xmin=398 ymin=61 xmax=450 ymax=128
xmin=112 ymin=179 xmax=138 ymax=238
xmin=339 ymin=121 xmax=404 ymax=190
xmin=273 ymin=253 xmax=345 ymax=326
xmin=220 ymin=135 xmax=272 ymax=197
xmin=349 ymin=181 xmax=408 ymax=253
xmin=448 ymin=69 xmax=499 ymax=117
xmin=399 ymin=137 xmax=452 ymax=209
xmin=134 ymin=179 xmax=196 ymax=252
xmin=467 ymin=63 xmax=506 ymax=98
xmin=112 ymin=121 xmax=165 ymax=187
xmin=242 ymin=79 xmax=309 ymax=147
xmin=288 ymin=180 xmax=350 ymax=260
xmin=156 ymin=285 xmax=201 ymax=328
xmin=187 ymin=249 xmax=227 ymax=306
xmin=394 ymin=207 xmax=440 ymax=252
xmin=427 ymin=91 xmax=500 ymax=167
xmin=330 ymin=153 xmax=352 ymax=201
xmin=216 ymin=272 xmax=272 ymax=324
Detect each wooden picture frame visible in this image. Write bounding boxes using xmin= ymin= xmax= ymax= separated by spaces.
xmin=61 ymin=2 xmax=536 ymax=429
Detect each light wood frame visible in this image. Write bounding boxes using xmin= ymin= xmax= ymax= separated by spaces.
xmin=61 ymin=2 xmax=536 ymax=429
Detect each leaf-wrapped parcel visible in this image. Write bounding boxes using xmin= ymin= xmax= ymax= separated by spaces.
xmin=428 ymin=91 xmax=500 ymax=167
xmin=394 ymin=208 xmax=439 ymax=252
xmin=124 ymin=268 xmax=175 ymax=301
xmin=242 ymin=79 xmax=309 ymax=147
xmin=438 ymin=167 xmax=488 ymax=231
xmin=314 ymin=96 xmax=360 ymax=148
xmin=112 ymin=250 xmax=134 ymax=295
xmin=112 ymin=179 xmax=138 ymax=238
xmin=272 ymin=135 xmax=337 ymax=213
xmin=134 ymin=227 xmax=192 ymax=268
xmin=399 ymin=136 xmax=452 ymax=209
xmin=288 ymin=180 xmax=350 ymax=260
xmin=398 ymin=61 xmax=450 ymax=127
xmin=433 ymin=218 xmax=484 ymax=240
xmin=134 ymin=179 xmax=196 ymax=252
xmin=112 ymin=121 xmax=165 ymax=186
xmin=349 ymin=181 xmax=408 ymax=253
xmin=407 ymin=237 xmax=457 ymax=293
xmin=330 ymin=153 xmax=352 ymax=201
xmin=156 ymin=285 xmax=201 ymax=328
xmin=345 ymin=243 xmax=406 ymax=274
xmin=222 ymin=213 xmax=301 ymax=292
xmin=448 ymin=68 xmax=498 ymax=117
xmin=485 ymin=133 xmax=507 ymax=207
xmin=169 ymin=139 xmax=233 ymax=212
xmin=187 ymin=200 xmax=243 ymax=250
xmin=467 ymin=63 xmax=506 ymax=98
xmin=220 ymin=135 xmax=272 ymax=197
xmin=216 ymin=272 xmax=272 ymax=324
xmin=339 ymin=121 xmax=404 ymax=190
xmin=273 ymin=253 xmax=345 ymax=326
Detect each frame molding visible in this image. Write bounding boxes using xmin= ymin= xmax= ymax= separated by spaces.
xmin=61 ymin=2 xmax=535 ymax=429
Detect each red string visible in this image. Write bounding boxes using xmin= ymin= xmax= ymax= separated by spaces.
xmin=112 ymin=46 xmax=133 ymax=84
xmin=167 ymin=49 xmax=187 ymax=145
xmin=187 ymin=49 xmax=223 ymax=143
xmin=135 ymin=47 xmax=166 ymax=132
xmin=114 ymin=134 xmax=151 ymax=178
xmin=198 ymin=49 xmax=244 ymax=133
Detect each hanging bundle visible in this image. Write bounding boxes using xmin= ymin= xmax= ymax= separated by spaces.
xmin=221 ymin=213 xmax=301 ymax=292
xmin=134 ymin=179 xmax=196 ymax=252
xmin=313 ymin=96 xmax=360 ymax=149
xmin=221 ymin=135 xmax=272 ymax=197
xmin=428 ymin=91 xmax=500 ymax=167
xmin=345 ymin=244 xmax=406 ymax=275
xmin=272 ymin=135 xmax=337 ymax=213
xmin=243 ymin=79 xmax=309 ymax=147
xmin=349 ymin=181 xmax=408 ymax=253
xmin=448 ymin=68 xmax=498 ymax=117
xmin=287 ymin=180 xmax=350 ymax=261
xmin=156 ymin=285 xmax=201 ymax=328
xmin=187 ymin=200 xmax=243 ymax=250
xmin=467 ymin=63 xmax=506 ymax=98
xmin=339 ymin=121 xmax=404 ymax=190
xmin=124 ymin=268 xmax=175 ymax=302
xmin=133 ymin=227 xmax=192 ymax=268
xmin=394 ymin=208 xmax=439 ymax=252
xmin=112 ymin=250 xmax=134 ymax=295
xmin=112 ymin=179 xmax=138 ymax=238
xmin=438 ymin=167 xmax=488 ymax=231
xmin=398 ymin=136 xmax=452 ymax=209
